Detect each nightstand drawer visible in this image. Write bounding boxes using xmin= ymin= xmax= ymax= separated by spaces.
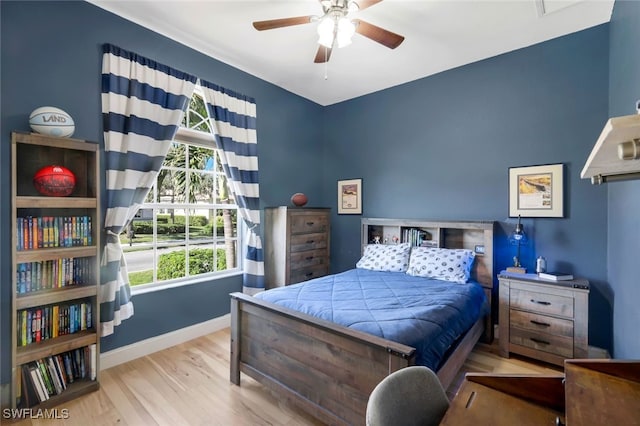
xmin=510 ymin=287 xmax=574 ymax=318
xmin=510 ymin=309 xmax=574 ymax=337
xmin=289 ymin=249 xmax=328 ymax=269
xmin=510 ymin=327 xmax=574 ymax=358
xmin=289 ymin=264 xmax=329 ymax=283
xmin=290 ymin=232 xmax=328 ymax=252
xmin=290 ymin=214 xmax=329 ymax=234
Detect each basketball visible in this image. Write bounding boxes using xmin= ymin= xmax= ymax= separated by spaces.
xmin=33 ymin=165 xmax=76 ymax=197
xmin=29 ymin=106 xmax=75 ymax=138
xmin=291 ymin=192 xmax=308 ymax=207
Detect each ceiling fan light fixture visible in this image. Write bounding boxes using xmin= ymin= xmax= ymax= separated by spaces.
xmin=336 ymin=18 xmax=355 ymax=48
xmin=253 ymin=0 xmax=403 ymax=64
xmin=317 ymin=17 xmax=335 ymax=47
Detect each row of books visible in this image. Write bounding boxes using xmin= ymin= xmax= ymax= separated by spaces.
xmin=17 ymin=302 xmax=93 ymax=347
xmin=16 ymin=215 xmax=93 ymax=251
xmin=402 ymin=228 xmax=434 ymax=247
xmin=16 ymin=258 xmax=93 ymax=294
xmin=18 ymin=345 xmax=97 ymax=408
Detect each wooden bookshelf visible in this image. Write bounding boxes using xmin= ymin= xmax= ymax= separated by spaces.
xmin=11 ymin=131 xmax=101 ymax=409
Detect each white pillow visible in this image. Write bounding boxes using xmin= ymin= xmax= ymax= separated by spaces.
xmin=356 ymin=243 xmax=411 ymax=272
xmin=406 ymin=247 xmax=476 ymax=283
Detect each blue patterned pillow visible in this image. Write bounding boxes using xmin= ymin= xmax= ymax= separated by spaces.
xmin=406 ymin=247 xmax=476 ymax=283
xmin=356 ymin=243 xmax=411 ymax=272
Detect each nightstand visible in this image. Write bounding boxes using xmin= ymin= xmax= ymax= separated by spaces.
xmin=498 ymin=272 xmax=589 ymax=366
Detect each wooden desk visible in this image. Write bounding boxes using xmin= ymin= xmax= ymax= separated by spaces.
xmin=440 ymin=360 xmax=640 ymax=426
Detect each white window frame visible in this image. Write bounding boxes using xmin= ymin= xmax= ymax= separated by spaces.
xmin=130 ymin=97 xmax=242 ymax=295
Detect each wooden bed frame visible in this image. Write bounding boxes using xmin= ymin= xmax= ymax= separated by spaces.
xmin=230 ymin=219 xmax=495 ymax=425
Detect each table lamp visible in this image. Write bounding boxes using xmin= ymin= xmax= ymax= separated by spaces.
xmin=506 ymin=215 xmax=527 ymax=273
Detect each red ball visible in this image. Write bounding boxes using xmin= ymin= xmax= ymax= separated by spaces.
xmin=291 ymin=192 xmax=308 ymax=207
xmin=33 ymin=165 xmax=76 ymax=197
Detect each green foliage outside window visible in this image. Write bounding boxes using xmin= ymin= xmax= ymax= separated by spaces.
xmin=157 ymin=248 xmax=227 ymax=280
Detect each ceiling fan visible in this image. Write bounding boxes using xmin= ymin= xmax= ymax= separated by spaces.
xmin=252 ymin=0 xmax=405 ymax=63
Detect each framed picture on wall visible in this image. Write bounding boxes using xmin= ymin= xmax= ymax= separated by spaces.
xmin=509 ymin=163 xmax=564 ymax=217
xmin=337 ymin=178 xmax=362 ymax=214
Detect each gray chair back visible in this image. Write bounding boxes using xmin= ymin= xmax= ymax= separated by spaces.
xmin=366 ymin=366 xmax=450 ymax=426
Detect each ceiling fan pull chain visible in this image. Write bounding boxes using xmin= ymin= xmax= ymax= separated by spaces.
xmin=324 ymin=49 xmax=329 ymax=80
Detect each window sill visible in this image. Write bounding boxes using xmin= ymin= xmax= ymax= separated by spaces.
xmin=130 ymin=269 xmax=243 ymax=296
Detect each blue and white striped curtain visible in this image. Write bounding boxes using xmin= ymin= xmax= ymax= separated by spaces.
xmin=200 ymin=80 xmax=264 ymax=294
xmin=100 ymin=44 xmax=197 ymax=336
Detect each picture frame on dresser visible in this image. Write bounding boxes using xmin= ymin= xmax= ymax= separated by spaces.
xmin=509 ymin=163 xmax=564 ymax=217
xmin=337 ymin=178 xmax=362 ymax=214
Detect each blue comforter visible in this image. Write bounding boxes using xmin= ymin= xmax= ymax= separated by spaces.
xmin=255 ymin=268 xmax=487 ymax=370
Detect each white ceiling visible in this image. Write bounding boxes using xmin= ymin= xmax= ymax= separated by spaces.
xmin=88 ymin=0 xmax=614 ymax=106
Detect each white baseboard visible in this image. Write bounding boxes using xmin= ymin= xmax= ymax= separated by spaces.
xmin=100 ymin=314 xmax=230 ymax=370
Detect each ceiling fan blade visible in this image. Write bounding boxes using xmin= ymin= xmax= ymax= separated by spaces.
xmin=252 ymin=16 xmax=314 ymax=31
xmin=353 ymin=19 xmax=404 ymax=49
xmin=314 ymin=45 xmax=333 ymax=63
xmin=351 ymin=0 xmax=383 ymax=11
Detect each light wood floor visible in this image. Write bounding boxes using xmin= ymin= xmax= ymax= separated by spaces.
xmin=10 ymin=328 xmax=562 ymax=425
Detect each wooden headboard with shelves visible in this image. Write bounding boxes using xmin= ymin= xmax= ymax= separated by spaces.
xmin=361 ymin=218 xmax=496 ymax=340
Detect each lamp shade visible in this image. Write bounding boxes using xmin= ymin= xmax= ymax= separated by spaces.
xmin=317 ymin=15 xmax=356 ymax=49
xmin=317 ymin=17 xmax=335 ymax=47
xmin=511 ymin=217 xmax=526 ymax=242
xmin=336 ymin=18 xmax=355 ymax=48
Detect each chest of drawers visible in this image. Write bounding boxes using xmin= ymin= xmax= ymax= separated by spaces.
xmin=498 ymin=273 xmax=589 ymax=366
xmin=264 ymin=207 xmax=330 ymax=288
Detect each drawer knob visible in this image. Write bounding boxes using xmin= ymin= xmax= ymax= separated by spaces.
xmin=305 ymin=256 xmax=314 ymax=260
xmin=530 ymin=299 xmax=551 ymax=306
xmin=305 ymin=272 xmax=314 ymax=277
xmin=306 ymin=240 xmax=315 ymax=244
xmin=530 ymin=337 xmax=551 ymax=345
xmin=306 ymin=221 xmax=315 ymax=226
xmin=530 ymin=320 xmax=551 ymax=327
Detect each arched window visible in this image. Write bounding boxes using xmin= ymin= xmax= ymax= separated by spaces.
xmin=124 ymin=84 xmax=241 ymax=292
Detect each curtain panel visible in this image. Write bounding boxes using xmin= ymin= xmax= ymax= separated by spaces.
xmin=200 ymin=80 xmax=265 ymax=293
xmin=100 ymin=44 xmax=197 ymax=336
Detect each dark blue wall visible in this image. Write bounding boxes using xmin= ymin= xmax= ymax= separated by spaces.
xmin=2 ymin=0 xmax=635 ymax=390
xmin=608 ymin=0 xmax=640 ymax=358
xmin=0 ymin=1 xmax=324 ymax=384
xmin=323 ymin=25 xmax=611 ymax=350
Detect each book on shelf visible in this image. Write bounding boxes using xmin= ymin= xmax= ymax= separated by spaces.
xmin=402 ymin=228 xmax=436 ymax=247
xmin=420 ymin=240 xmax=438 ymax=248
xmin=36 ymin=359 xmax=55 ymax=397
xmin=17 ymin=302 xmax=93 ymax=347
xmin=28 ymin=364 xmax=49 ymax=403
xmin=89 ymin=343 xmax=97 ymax=380
xmin=16 ymin=215 xmax=92 ymax=251
xmin=16 ymin=257 xmax=93 ymax=294
xmin=538 ymin=272 xmax=574 ymax=281
xmin=47 ymin=357 xmax=64 ymax=394
xmin=20 ymin=365 xmax=40 ymax=407
xmin=18 ymin=346 xmax=97 ymax=408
